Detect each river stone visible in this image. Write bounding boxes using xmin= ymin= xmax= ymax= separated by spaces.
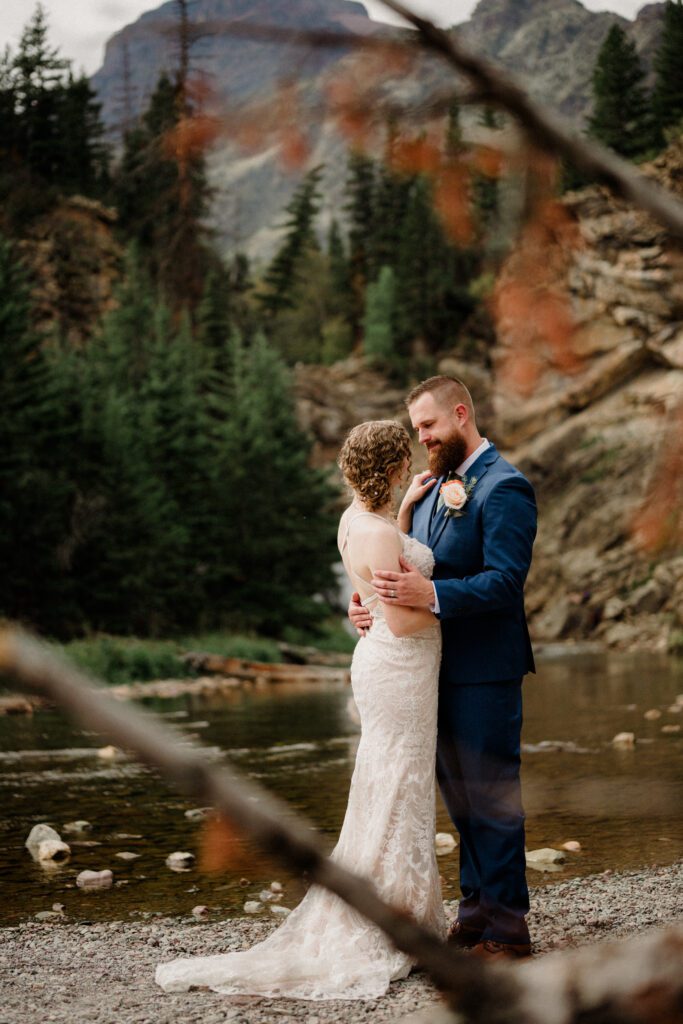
xmin=661 ymin=724 xmax=681 ymax=734
xmin=97 ymin=745 xmax=124 ymax=760
xmin=166 ymin=851 xmax=195 ymax=870
xmin=270 ymin=905 xmax=291 ymax=917
xmin=25 ymin=824 xmax=71 ymax=863
xmin=192 ymin=905 xmax=209 ymax=917
xmin=76 ymin=869 xmax=113 ymax=889
xmin=115 ymin=851 xmax=140 ymax=861
xmin=612 ymin=731 xmax=636 ymax=748
xmin=35 ymin=911 xmax=64 ymax=922
xmin=184 ymin=807 xmax=213 ymax=821
xmin=62 ymin=820 xmax=93 ymax=834
xmin=561 ymin=841 xmax=582 ymax=852
xmin=526 ymin=848 xmax=567 ymax=866
xmin=270 ymin=881 xmax=283 ymax=893
xmin=644 ymin=708 xmax=662 ymax=720
xmin=243 ymin=901 xmax=261 ymax=914
xmin=435 ymin=833 xmax=457 ymax=855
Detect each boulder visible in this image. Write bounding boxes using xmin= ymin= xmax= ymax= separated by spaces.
xmin=25 ymin=824 xmax=71 ymax=864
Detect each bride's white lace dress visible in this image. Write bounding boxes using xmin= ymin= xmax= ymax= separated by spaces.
xmin=155 ymin=521 xmax=445 ymax=1000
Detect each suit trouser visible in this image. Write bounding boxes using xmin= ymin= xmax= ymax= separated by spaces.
xmin=436 ymin=678 xmax=530 ymax=945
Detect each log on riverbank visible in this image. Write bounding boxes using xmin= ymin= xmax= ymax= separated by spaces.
xmin=180 ymin=652 xmax=351 ymax=685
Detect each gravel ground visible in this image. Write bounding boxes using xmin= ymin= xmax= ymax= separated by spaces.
xmin=1 ymin=863 xmax=681 ymax=1024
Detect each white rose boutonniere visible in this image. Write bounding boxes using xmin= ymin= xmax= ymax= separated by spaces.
xmin=440 ymin=475 xmax=477 ymax=519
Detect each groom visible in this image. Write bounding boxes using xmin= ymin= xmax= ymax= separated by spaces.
xmin=349 ymin=375 xmax=536 ymax=961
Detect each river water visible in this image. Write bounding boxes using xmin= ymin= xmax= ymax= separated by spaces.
xmin=0 ymin=649 xmax=681 ymax=927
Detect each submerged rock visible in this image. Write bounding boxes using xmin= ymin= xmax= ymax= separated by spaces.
xmin=612 ymin=732 xmax=636 ymax=749
xmin=62 ymin=820 xmax=93 ymax=834
xmin=76 ymin=869 xmax=113 ymax=889
xmin=166 ymin=851 xmax=195 ymax=871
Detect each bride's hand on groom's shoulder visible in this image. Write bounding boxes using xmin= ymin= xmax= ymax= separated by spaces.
xmin=372 ymin=557 xmax=434 ymax=608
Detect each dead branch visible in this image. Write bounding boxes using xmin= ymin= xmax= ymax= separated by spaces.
xmin=378 ymin=0 xmax=683 ymax=240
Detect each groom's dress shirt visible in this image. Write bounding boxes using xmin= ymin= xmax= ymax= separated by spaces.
xmin=429 ymin=438 xmax=490 ymax=614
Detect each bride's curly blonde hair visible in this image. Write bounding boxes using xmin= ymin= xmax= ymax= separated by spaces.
xmin=338 ymin=420 xmax=411 ymax=512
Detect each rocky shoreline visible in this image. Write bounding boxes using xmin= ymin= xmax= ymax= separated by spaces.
xmin=1 ymin=862 xmax=680 ymax=1024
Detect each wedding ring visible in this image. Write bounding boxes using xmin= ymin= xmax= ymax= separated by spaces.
xmin=391 ymin=589 xmax=397 ymax=598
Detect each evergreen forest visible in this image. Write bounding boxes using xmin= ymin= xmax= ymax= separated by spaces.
xmin=1 ymin=3 xmax=682 ymax=644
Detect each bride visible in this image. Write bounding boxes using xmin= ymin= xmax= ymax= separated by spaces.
xmin=155 ymin=419 xmax=445 ymax=1000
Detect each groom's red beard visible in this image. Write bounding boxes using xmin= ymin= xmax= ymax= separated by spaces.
xmin=427 ymin=432 xmax=468 ymax=477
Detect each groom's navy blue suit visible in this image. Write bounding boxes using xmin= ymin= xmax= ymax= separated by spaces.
xmin=412 ymin=442 xmax=536 ymax=945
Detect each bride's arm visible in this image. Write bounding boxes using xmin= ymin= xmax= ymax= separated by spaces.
xmin=397 ymin=472 xmax=438 ymax=533
xmin=364 ymin=528 xmax=437 ymax=638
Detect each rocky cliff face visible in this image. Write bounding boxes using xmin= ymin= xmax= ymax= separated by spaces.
xmin=295 ymin=142 xmax=683 ymax=655
xmin=91 ymin=0 xmax=665 ymax=262
xmin=499 ymin=145 xmax=683 ymax=655
xmin=18 ymin=197 xmax=122 ymax=346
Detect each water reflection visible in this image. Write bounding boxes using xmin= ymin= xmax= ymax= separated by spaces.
xmin=0 ymin=650 xmax=680 ymax=926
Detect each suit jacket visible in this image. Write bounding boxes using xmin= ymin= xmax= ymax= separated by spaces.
xmin=412 ymin=444 xmax=536 ymax=686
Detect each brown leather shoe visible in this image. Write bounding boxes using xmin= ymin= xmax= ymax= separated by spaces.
xmin=470 ymin=939 xmax=532 ymax=961
xmin=446 ymin=921 xmax=484 ymax=948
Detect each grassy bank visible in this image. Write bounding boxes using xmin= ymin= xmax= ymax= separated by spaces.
xmin=55 ymin=619 xmax=356 ymax=685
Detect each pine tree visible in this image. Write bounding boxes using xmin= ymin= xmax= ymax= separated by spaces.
xmin=327 ymin=218 xmax=353 ymax=323
xmin=57 ymin=72 xmax=110 ymax=196
xmin=0 ymin=233 xmax=73 ymax=632
xmin=113 ymin=71 xmax=213 ymax=308
xmin=652 ymin=0 xmax=683 ymax=140
xmin=344 ymin=153 xmax=376 ymax=331
xmin=259 ymin=166 xmax=323 ymax=316
xmin=210 ymin=332 xmax=337 ymax=633
xmin=12 ymin=3 xmax=69 ymax=182
xmin=588 ymin=24 xmax=656 ymax=158
xmin=363 ymin=265 xmax=396 ymax=364
xmin=68 ymin=251 xmax=189 ymax=633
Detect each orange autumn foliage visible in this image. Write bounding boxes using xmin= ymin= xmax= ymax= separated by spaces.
xmin=632 ymin=403 xmax=683 ymax=553
xmin=200 ymin=815 xmax=260 ymax=874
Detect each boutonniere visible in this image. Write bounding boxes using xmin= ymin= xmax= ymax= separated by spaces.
xmin=440 ymin=474 xmax=477 ymax=519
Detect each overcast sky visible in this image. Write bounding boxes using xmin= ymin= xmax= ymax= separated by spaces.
xmin=1 ymin=0 xmax=652 ymax=76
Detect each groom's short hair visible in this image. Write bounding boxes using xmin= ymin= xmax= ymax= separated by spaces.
xmin=405 ymin=375 xmax=475 ymax=418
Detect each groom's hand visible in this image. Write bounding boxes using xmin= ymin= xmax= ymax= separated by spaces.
xmin=348 ymin=592 xmax=372 ymax=636
xmin=372 ymin=556 xmax=434 ymax=607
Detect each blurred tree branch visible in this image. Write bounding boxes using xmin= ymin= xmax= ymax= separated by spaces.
xmin=186 ymin=5 xmax=683 ymax=240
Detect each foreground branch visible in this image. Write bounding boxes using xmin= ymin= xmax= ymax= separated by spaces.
xmin=378 ymin=0 xmax=683 ymax=240
xmin=2 ymin=626 xmax=682 ymax=1024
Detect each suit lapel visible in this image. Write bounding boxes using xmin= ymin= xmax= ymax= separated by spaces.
xmin=428 ymin=445 xmax=500 ymax=551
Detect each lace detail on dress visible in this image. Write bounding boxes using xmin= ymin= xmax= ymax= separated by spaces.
xmin=155 ymin=532 xmax=445 ymax=1001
